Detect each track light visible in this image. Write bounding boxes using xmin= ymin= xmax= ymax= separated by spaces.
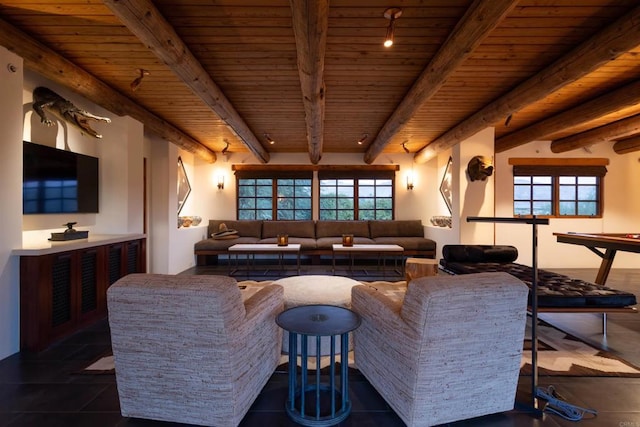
xmin=130 ymin=68 xmax=149 ymax=91
xmin=221 ymin=139 xmax=230 ymax=154
xmin=264 ymin=133 xmax=275 ymax=145
xmin=357 ymin=134 xmax=368 ymax=145
xmin=401 ymin=141 xmax=410 ymax=153
xmin=383 ymin=7 xmax=402 ymax=47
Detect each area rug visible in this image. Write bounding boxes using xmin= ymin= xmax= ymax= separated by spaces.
xmin=521 ymin=321 xmax=640 ymax=377
xmin=82 ymin=280 xmax=640 ymax=377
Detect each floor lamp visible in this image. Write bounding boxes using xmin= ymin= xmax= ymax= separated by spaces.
xmin=466 ymin=215 xmax=548 ymax=416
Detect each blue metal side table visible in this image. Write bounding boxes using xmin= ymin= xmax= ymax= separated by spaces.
xmin=276 ymin=304 xmax=361 ymax=426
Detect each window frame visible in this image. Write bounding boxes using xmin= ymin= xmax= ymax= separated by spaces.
xmin=236 ymin=171 xmax=313 ymax=220
xmin=511 ymin=161 xmax=607 ymax=219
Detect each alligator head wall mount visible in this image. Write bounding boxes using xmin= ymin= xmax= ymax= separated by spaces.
xmin=32 ymin=87 xmax=111 ymax=139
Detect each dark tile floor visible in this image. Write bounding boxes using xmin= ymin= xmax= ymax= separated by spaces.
xmin=1 ymin=267 xmax=639 ymax=427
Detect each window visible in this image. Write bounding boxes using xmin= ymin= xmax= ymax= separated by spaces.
xmin=237 ymin=172 xmax=312 ymax=220
xmin=318 ymin=171 xmax=394 ymax=220
xmin=512 ymin=161 xmax=606 ymax=218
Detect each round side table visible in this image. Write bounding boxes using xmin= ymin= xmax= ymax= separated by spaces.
xmin=276 ymin=304 xmax=361 ymax=427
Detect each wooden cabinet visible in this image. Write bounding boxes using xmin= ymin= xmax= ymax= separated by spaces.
xmin=19 ymin=236 xmax=146 ymax=352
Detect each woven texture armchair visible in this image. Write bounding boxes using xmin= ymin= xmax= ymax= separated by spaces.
xmin=107 ymin=274 xmax=284 ymax=427
xmin=351 ymin=272 xmax=529 ymax=427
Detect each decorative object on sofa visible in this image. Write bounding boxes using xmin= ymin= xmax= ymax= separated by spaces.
xmin=277 ymin=234 xmax=289 ymax=246
xmin=49 ymin=222 xmax=89 ymax=241
xmin=177 ymin=156 xmax=191 ymax=215
xmin=212 ymin=223 xmax=238 ymax=239
xmin=467 ymin=155 xmax=494 ymax=181
xmin=439 ymin=156 xmax=453 ymax=214
xmin=342 ymin=234 xmax=354 ymax=246
xmin=429 ymin=215 xmax=451 ymax=228
xmin=107 ymin=273 xmax=284 ymax=427
xmin=32 ymin=86 xmax=111 ymax=138
xmin=351 ymin=272 xmax=529 ymax=426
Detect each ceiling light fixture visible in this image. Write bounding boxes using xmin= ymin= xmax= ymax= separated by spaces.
xmin=357 ymin=134 xmax=368 ymax=145
xmin=264 ymin=134 xmax=275 ymax=145
xmin=401 ymin=141 xmax=410 ymax=153
xmin=383 ymin=7 xmax=402 ymax=48
xmin=221 ymin=139 xmax=230 ymax=154
xmin=130 ymin=68 xmax=149 ymax=91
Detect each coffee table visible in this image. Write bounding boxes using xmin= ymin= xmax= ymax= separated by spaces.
xmin=332 ymin=243 xmax=404 ymax=277
xmin=276 ymin=304 xmax=361 ymax=426
xmin=228 ymin=243 xmax=301 ymax=276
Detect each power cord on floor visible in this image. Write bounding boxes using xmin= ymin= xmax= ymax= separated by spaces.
xmin=535 ymin=386 xmax=597 ymax=422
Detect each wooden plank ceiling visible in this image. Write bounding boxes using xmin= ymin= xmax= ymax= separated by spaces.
xmin=1 ymin=0 xmax=639 ymax=164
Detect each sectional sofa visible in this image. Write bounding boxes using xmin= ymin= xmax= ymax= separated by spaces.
xmin=194 ymin=219 xmax=436 ymax=266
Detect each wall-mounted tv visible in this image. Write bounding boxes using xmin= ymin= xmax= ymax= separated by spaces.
xmin=23 ymin=141 xmax=99 ymax=214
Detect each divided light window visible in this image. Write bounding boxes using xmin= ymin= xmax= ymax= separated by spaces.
xmin=512 ymin=163 xmax=606 ymax=218
xmin=237 ymin=171 xmax=312 ymax=220
xmin=318 ymin=171 xmax=394 ymax=220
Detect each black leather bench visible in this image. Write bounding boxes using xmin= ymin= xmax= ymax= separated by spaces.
xmin=439 ymin=245 xmax=637 ymax=308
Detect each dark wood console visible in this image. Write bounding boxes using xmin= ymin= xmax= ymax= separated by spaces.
xmin=16 ymin=235 xmax=146 ymax=352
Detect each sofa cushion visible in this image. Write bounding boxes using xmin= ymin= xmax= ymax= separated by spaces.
xmin=261 ymin=220 xmax=315 ymax=238
xmin=316 ymin=220 xmax=371 ymax=238
xmin=373 ymin=236 xmax=436 ymax=252
xmin=208 ymin=220 xmax=262 ymax=238
xmin=195 ymin=236 xmax=261 ymax=251
xmin=369 ymin=220 xmax=424 ymax=238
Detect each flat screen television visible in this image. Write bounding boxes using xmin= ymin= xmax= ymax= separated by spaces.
xmin=23 ymin=141 xmax=99 ymax=214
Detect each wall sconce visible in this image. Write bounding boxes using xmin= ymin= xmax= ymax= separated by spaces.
xmin=217 ymin=174 xmax=225 ymax=190
xmin=406 ymin=172 xmax=415 ymax=190
xmin=383 ymin=7 xmax=402 ymax=47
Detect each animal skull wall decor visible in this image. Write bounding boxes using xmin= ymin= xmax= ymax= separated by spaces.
xmin=467 ymin=156 xmax=494 ymax=181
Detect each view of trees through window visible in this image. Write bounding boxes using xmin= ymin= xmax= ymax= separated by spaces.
xmin=319 ymin=178 xmax=393 ymax=220
xmin=513 ymin=175 xmax=600 ymax=217
xmin=237 ymin=173 xmax=394 ymax=220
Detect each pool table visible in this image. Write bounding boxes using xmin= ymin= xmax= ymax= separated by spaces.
xmin=553 ymin=232 xmax=640 ymax=286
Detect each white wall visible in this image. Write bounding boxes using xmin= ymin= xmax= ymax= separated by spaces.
xmin=0 ymin=47 xmax=25 ymax=360
xmin=495 ymin=140 xmax=640 ymax=268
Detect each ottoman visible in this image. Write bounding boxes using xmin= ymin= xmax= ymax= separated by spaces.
xmin=272 ymin=275 xmax=362 ymax=354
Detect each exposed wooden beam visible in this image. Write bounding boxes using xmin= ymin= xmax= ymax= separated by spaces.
xmin=290 ymin=0 xmax=328 ymax=165
xmin=496 ymin=79 xmax=640 ymax=152
xmin=551 ymin=114 xmax=640 ymax=153
xmin=364 ymin=0 xmax=519 ymax=164
xmin=613 ymin=135 xmax=640 ymax=154
xmin=0 ymin=17 xmax=216 ymax=163
xmin=415 ymin=4 xmax=640 ymax=163
xmin=104 ymin=0 xmax=270 ymax=164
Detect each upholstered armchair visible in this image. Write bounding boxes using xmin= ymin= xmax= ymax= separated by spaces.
xmin=107 ymin=274 xmax=284 ymax=427
xmin=351 ymin=272 xmax=529 ymax=427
